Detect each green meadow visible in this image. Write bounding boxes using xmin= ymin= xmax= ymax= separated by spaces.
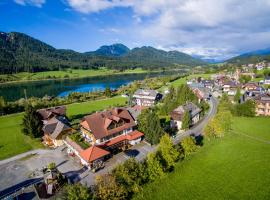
xmin=134 ymin=117 xmax=270 ymax=200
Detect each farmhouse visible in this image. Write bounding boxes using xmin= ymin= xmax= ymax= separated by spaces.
xmin=170 ymin=102 xmax=201 ymax=130
xmin=64 ymin=107 xmax=144 ymax=170
xmin=42 ymin=116 xmax=72 ymax=147
xmin=80 ymin=108 xmax=144 ymax=151
xmin=133 ymin=89 xmax=162 ymax=107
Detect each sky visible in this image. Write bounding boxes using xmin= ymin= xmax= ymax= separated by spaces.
xmin=1 ymin=0 xmax=270 ymax=60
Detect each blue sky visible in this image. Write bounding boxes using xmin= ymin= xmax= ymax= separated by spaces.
xmin=1 ymin=0 xmax=270 ymax=60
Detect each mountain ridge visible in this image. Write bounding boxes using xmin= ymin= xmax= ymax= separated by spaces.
xmin=0 ymin=31 xmax=206 ymax=74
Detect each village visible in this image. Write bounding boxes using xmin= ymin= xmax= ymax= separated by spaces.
xmin=1 ymin=60 xmax=270 ymax=199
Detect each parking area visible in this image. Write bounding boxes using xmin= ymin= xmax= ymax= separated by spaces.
xmin=0 ymin=141 xmax=155 ymax=197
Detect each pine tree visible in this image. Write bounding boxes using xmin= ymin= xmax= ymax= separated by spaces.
xmin=234 ymin=87 xmax=241 ymax=103
xmin=104 ymin=86 xmax=112 ymax=97
xmin=137 ymin=109 xmax=164 ymax=144
xmin=181 ymin=111 xmax=190 ymax=130
xmin=21 ymin=105 xmax=43 ymax=138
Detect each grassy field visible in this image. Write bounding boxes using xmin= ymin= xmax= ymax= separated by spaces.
xmin=134 ymin=117 xmax=270 ymax=200
xmin=0 ymin=68 xmax=156 ymax=83
xmin=0 ymin=96 xmax=127 ymax=160
xmin=67 ymin=96 xmax=127 ymax=120
xmin=0 ymin=113 xmax=42 ymax=160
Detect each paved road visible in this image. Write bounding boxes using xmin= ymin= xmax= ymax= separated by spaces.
xmin=0 ymin=96 xmax=218 ymax=197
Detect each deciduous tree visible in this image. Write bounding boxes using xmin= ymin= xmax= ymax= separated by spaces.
xmin=157 ymin=134 xmax=179 ymax=171
xmin=95 ymin=174 xmax=127 ymax=200
xmin=66 ymin=183 xmax=93 ymax=200
xmin=146 ymin=152 xmax=164 ymax=182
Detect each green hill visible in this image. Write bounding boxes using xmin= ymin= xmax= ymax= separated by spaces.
xmin=0 ymin=31 xmax=206 ymax=74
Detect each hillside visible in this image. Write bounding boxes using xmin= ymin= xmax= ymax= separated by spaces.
xmin=87 ymin=43 xmax=130 ymax=57
xmin=0 ymin=31 xmax=206 ymax=74
xmin=227 ymin=47 xmax=270 ymax=64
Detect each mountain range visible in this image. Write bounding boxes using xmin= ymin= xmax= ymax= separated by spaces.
xmin=226 ymin=47 xmax=270 ymax=64
xmin=0 ymin=31 xmax=205 ymax=74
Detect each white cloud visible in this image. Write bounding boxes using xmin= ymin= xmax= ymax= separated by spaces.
xmin=66 ymin=0 xmax=270 ymax=59
xmin=14 ymin=0 xmax=46 ymax=7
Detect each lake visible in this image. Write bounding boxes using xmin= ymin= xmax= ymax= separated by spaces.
xmin=0 ymin=71 xmax=182 ymax=101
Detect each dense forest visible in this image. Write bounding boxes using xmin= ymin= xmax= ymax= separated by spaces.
xmin=0 ymin=31 xmax=206 ymax=74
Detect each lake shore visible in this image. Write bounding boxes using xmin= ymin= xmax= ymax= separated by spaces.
xmin=0 ymin=68 xmax=177 ymax=85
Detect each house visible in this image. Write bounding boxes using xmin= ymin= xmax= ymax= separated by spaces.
xmin=242 ymin=82 xmax=259 ymax=91
xmin=37 ymin=106 xmax=66 ymax=123
xmin=42 ymin=116 xmax=72 ymax=147
xmin=222 ymin=81 xmax=239 ymax=95
xmin=201 ymin=80 xmax=215 ymax=90
xmin=193 ymin=88 xmax=204 ymax=103
xmin=133 ymin=89 xmax=162 ymax=106
xmin=253 ymin=94 xmax=270 ymax=116
xmin=80 ymin=108 xmax=144 ymax=151
xmin=64 ymin=135 xmax=110 ymax=170
xmin=127 ymin=105 xmax=146 ymax=122
xmin=170 ymin=102 xmax=201 ymax=130
xmin=264 ymin=77 xmax=270 ymax=85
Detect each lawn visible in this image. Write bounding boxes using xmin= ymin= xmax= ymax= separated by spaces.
xmin=67 ymin=96 xmax=127 ymax=120
xmin=134 ymin=117 xmax=270 ymax=200
xmin=0 ymin=96 xmax=127 ymax=160
xmin=0 ymin=113 xmax=43 ymax=160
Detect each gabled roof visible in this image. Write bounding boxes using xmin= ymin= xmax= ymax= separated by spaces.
xmin=80 ymin=108 xmax=136 ymax=139
xmin=171 ymin=102 xmax=201 ymax=121
xmin=101 ymin=130 xmax=144 ymax=147
xmin=133 ymin=89 xmax=158 ymax=98
xmin=80 ymin=146 xmax=110 ymax=163
xmin=42 ymin=116 xmax=71 ymax=139
xmin=37 ymin=106 xmax=66 ymax=120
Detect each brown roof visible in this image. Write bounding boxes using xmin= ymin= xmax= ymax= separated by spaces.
xmin=193 ymin=88 xmax=204 ymax=100
xmin=254 ymin=94 xmax=270 ymax=103
xmin=80 ymin=108 xmax=136 ymax=140
xmin=42 ymin=116 xmax=71 ymax=139
xmin=37 ymin=106 xmax=66 ymax=120
xmin=171 ymin=102 xmax=201 ymax=121
xmin=80 ymin=146 xmax=110 ymax=163
xmin=102 ymin=130 xmax=144 ymax=147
